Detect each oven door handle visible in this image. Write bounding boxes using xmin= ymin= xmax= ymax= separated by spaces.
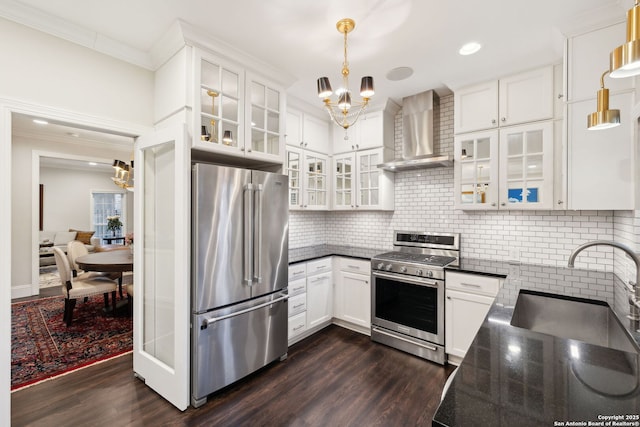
xmin=372 ymin=327 xmax=438 ymax=352
xmin=372 ymin=271 xmax=440 ymax=288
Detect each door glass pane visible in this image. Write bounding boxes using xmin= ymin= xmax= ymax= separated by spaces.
xmin=267 ymin=134 xmax=279 ymax=155
xmin=251 ymin=129 xmax=265 ymax=153
xmin=201 ymin=61 xmax=220 ymax=89
xmin=267 ymin=88 xmax=279 ymax=111
xmin=370 ymin=189 xmax=379 ymax=205
xmin=267 ymin=111 xmax=279 ymax=133
xmin=360 ymin=172 xmax=369 ymax=188
xmin=508 ymin=157 xmax=524 ymax=180
xmin=461 ymin=163 xmax=475 ymax=182
xmin=370 ymin=170 xmax=379 ymax=188
xmin=526 ymin=155 xmax=543 ymax=179
xmin=461 ymin=139 xmax=475 ymax=159
xmin=221 ymin=97 xmax=239 ymax=122
xmin=476 ymin=138 xmax=491 ymax=159
xmin=251 ymin=81 xmax=265 ymax=106
xmin=361 ymin=190 xmax=369 ymax=205
xmin=222 ymin=69 xmax=238 ymax=97
xmin=476 ymin=161 xmax=491 ymax=183
xmin=143 ymin=142 xmax=176 ymax=367
xmin=507 ymin=182 xmax=525 ymax=203
xmin=200 ymin=89 xmax=218 ymax=117
xmin=507 ymin=133 xmax=523 ymax=156
xmin=252 ymin=106 xmax=265 ymax=129
xmin=526 ymin=130 xmax=543 ymax=153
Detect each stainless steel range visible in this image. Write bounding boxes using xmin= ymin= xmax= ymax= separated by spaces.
xmin=371 ymin=231 xmax=460 ymax=365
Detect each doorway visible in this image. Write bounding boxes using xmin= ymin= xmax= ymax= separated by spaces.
xmin=0 ymin=99 xmax=151 ymax=420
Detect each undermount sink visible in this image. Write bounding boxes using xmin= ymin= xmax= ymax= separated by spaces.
xmin=510 ymin=290 xmax=639 ymax=354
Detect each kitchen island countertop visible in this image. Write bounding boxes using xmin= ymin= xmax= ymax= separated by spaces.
xmin=435 ymin=260 xmax=640 ymax=426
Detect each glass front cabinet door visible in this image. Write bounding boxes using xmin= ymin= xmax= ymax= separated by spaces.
xmin=285 ymin=147 xmax=328 ymax=210
xmin=498 ymin=122 xmax=553 ymax=210
xmin=454 ymin=130 xmax=499 ymax=209
xmin=333 ymin=153 xmax=355 ymax=209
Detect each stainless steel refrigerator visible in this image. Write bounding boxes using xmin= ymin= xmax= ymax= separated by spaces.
xmin=191 ymin=163 xmax=289 ymax=408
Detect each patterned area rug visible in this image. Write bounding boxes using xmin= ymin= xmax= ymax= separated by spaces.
xmin=39 ymin=265 xmax=61 ymax=289
xmin=11 ymin=294 xmax=133 ymax=391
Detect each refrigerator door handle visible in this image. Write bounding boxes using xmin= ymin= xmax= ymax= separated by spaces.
xmin=200 ymin=293 xmax=289 ymax=329
xmin=253 ymin=184 xmax=263 ymax=284
xmin=244 ymin=183 xmax=254 ymax=286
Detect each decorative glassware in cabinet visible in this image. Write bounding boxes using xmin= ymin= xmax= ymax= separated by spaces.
xmin=459 ymin=137 xmax=492 ymax=205
xmin=200 ymin=60 xmax=240 ymax=147
xmin=505 ymin=129 xmax=544 ymax=205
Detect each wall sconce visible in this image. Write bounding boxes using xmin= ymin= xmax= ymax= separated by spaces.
xmin=610 ymin=0 xmax=640 ymax=78
xmin=587 ymin=70 xmax=621 ymax=130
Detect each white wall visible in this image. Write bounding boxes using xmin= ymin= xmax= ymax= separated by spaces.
xmin=0 ymin=17 xmax=154 ymax=126
xmin=40 ymin=166 xmax=132 ymax=233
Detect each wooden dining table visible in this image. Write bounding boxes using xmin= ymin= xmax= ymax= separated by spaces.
xmin=76 ymin=250 xmax=133 ymax=314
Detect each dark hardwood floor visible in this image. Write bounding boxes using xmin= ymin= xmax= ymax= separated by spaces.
xmin=12 ymin=325 xmax=455 ymax=427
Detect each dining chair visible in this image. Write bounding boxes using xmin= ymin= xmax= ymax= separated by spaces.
xmin=67 ymin=240 xmax=123 ymax=296
xmin=53 ymin=247 xmax=118 ymax=326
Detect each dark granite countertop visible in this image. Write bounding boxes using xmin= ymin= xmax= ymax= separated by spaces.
xmin=289 ymin=244 xmax=384 ymax=264
xmin=434 ymin=260 xmax=640 ymax=427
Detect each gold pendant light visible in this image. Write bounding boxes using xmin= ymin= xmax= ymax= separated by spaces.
xmin=317 ymin=18 xmax=374 ymax=131
xmin=610 ymin=0 xmax=640 ymax=78
xmin=587 ymin=70 xmax=620 ymax=130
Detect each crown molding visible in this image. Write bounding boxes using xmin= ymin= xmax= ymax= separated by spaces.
xmin=0 ymin=0 xmax=154 ymax=70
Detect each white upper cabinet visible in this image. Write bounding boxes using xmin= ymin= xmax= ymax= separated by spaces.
xmin=286 ymin=108 xmax=330 ymax=154
xmin=565 ymin=22 xmax=635 ymax=210
xmin=567 ymin=22 xmax=631 ymax=102
xmin=567 ymin=92 xmax=634 ymax=210
xmin=193 ymin=49 xmax=285 ymax=164
xmin=285 ymin=146 xmax=329 ymax=210
xmin=454 ymin=122 xmax=555 ymax=210
xmin=332 ymin=106 xmax=396 ymax=154
xmin=454 ymin=66 xmax=554 ymax=134
xmin=332 ymin=148 xmax=394 ymax=211
xmin=454 ymin=81 xmax=499 ymax=134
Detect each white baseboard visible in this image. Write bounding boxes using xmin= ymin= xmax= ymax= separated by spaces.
xmin=11 ymin=284 xmax=34 ymax=300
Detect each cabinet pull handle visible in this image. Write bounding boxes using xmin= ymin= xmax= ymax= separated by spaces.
xmin=557 ymin=200 xmax=564 ymax=205
xmin=501 ymin=117 xmax=506 ymax=122
xmin=491 ymin=203 xmax=496 ymax=207
xmin=557 ymin=94 xmax=564 ymax=99
xmin=491 ymin=119 xmax=496 ymax=124
xmin=461 ymin=282 xmax=482 ymax=288
xmin=447 ymin=296 xmax=451 ymax=300
xmin=500 ymin=202 xmax=506 ymax=206
xmin=293 ymin=303 xmax=304 ymax=309
xmin=293 ymin=324 xmax=305 ymax=331
xmin=347 ymin=265 xmax=360 ymax=270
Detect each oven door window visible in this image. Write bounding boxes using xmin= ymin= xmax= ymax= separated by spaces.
xmin=375 ymin=276 xmax=438 ymax=334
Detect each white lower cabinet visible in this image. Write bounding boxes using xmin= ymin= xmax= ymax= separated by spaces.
xmin=287 ymin=257 xmax=332 ymax=345
xmin=445 ymin=271 xmax=503 ymax=364
xmin=333 ymin=258 xmax=371 ymax=332
xmin=306 ymin=271 xmax=332 ymax=329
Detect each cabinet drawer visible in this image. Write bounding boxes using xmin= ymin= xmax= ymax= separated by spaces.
xmin=337 ymin=257 xmax=370 ymax=274
xmin=306 ymin=257 xmax=332 ymax=275
xmin=446 ymin=271 xmax=502 ymax=297
xmin=288 ymin=293 xmax=307 ymax=317
xmin=289 ymin=278 xmax=306 ymax=296
xmin=288 ymin=312 xmax=307 ymax=339
xmin=289 ymin=263 xmax=307 ymax=281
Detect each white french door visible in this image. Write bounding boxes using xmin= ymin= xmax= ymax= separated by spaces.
xmin=133 ymin=124 xmax=190 ymax=410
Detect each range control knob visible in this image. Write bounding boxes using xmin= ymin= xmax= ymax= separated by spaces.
xmin=416 ymin=269 xmax=423 ymax=276
xmin=377 ymin=262 xmax=384 ymax=270
xmin=385 ymin=264 xmax=393 ymax=271
xmin=400 ymin=266 xmax=407 ymax=273
xmin=427 ymin=270 xmax=434 ymax=278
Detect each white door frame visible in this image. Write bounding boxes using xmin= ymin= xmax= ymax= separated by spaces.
xmin=0 ymin=97 xmax=151 ymax=425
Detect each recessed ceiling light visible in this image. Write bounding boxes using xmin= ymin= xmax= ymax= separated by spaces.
xmin=88 ymin=162 xmax=97 ymax=166
xmin=386 ymin=67 xmax=414 ymax=81
xmin=33 ymin=119 xmax=48 ymax=125
xmin=459 ymin=42 xmax=482 ymax=56
xmin=67 ymin=132 xmax=80 ymax=138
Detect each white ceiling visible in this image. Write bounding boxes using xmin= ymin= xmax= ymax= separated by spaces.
xmin=0 ymin=0 xmax=632 ymax=114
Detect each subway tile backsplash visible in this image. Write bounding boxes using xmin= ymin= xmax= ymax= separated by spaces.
xmin=290 ymin=94 xmax=638 ymax=275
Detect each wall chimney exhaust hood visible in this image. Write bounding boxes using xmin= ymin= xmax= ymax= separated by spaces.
xmin=378 ymin=90 xmax=453 ymax=172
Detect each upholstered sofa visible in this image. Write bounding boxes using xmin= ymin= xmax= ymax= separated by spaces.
xmin=39 ymin=230 xmax=100 ymax=267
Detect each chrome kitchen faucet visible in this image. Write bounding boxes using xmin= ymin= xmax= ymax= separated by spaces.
xmin=568 ymin=240 xmax=640 ymax=331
